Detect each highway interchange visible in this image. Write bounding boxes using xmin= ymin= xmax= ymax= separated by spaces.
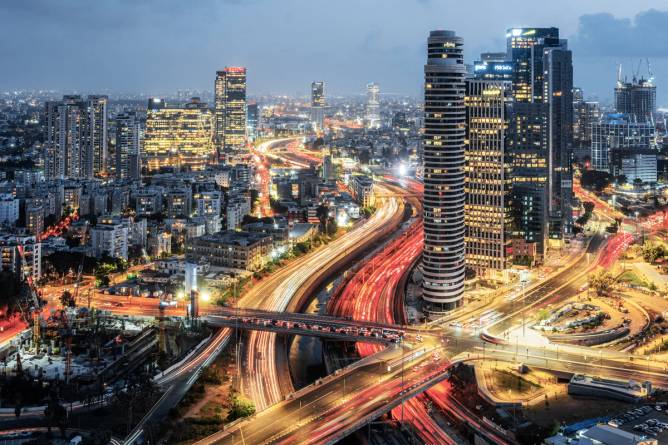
xmin=19 ymin=138 xmax=668 ymax=444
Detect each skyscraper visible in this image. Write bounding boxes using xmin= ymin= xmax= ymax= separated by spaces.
xmin=115 ymin=111 xmax=142 ymax=181
xmin=247 ymin=102 xmax=259 ymax=142
xmin=311 ymin=81 xmax=325 ymax=130
xmin=87 ymin=95 xmax=109 ymax=176
xmin=591 ymin=113 xmax=657 ymax=172
xmin=215 ymin=67 xmax=247 ymax=157
xmin=543 ymin=42 xmax=574 ymax=240
xmin=366 ymin=82 xmax=381 ymax=129
xmin=422 ymin=30 xmax=466 ymax=313
xmin=143 ymin=98 xmax=214 ymax=173
xmin=465 ymin=67 xmax=514 ymax=280
xmin=573 ymin=88 xmax=601 ymax=150
xmin=505 ymin=27 xmax=573 ymax=255
xmin=44 ymin=95 xmax=108 ymax=180
xmin=615 ymin=74 xmax=656 ymax=123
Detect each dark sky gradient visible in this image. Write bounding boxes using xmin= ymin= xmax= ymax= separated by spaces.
xmin=2 ymin=0 xmax=668 ymax=105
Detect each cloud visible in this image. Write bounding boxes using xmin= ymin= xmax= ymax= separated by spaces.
xmin=573 ymin=9 xmax=668 ymax=58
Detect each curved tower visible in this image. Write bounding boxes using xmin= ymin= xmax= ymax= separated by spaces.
xmin=422 ymin=30 xmax=466 ymax=313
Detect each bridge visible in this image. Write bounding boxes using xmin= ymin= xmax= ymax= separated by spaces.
xmin=203 ymin=307 xmax=409 ymax=344
xmin=193 ymin=324 xmax=668 ymax=445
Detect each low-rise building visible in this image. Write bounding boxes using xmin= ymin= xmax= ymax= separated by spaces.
xmin=351 ymin=175 xmax=375 ymax=207
xmin=90 ymin=222 xmax=128 ymax=260
xmin=186 ymin=230 xmax=272 ymax=271
xmin=0 ymin=234 xmax=41 ymax=281
xmin=226 ymin=194 xmax=251 ymax=230
xmin=0 ymin=194 xmax=19 ymax=226
xmin=568 ymin=374 xmax=652 ymax=403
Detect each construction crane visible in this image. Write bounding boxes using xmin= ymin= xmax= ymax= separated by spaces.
xmin=71 ymin=221 xmax=90 ymax=306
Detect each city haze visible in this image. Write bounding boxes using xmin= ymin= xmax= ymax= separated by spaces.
xmin=2 ymin=0 xmax=668 ymax=103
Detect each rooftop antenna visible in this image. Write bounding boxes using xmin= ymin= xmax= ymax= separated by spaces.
xmin=616 ymin=63 xmax=622 ymax=86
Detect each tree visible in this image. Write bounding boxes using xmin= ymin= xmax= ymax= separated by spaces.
xmin=616 ymin=175 xmax=627 ymax=185
xmin=94 ymin=263 xmax=117 ymax=287
xmin=583 ymin=202 xmax=595 ymax=214
xmin=642 ymin=242 xmax=665 ymax=264
xmin=228 ymin=394 xmax=255 ymax=421
xmin=59 ymin=290 xmax=75 ymax=308
xmin=589 ymin=271 xmax=616 ymax=296
xmin=580 ymin=170 xmax=612 ymax=192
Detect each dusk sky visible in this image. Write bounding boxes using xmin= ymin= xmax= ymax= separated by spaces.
xmin=2 ymin=0 xmax=668 ymax=105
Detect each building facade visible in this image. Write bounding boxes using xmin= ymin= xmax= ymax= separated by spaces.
xmin=143 ymin=98 xmax=214 ymax=173
xmin=505 ymin=27 xmax=573 ymax=255
xmin=366 ymin=82 xmax=381 ymax=129
xmin=591 ymin=113 xmax=657 ymax=173
xmin=615 ymin=76 xmax=656 ymax=123
xmin=215 ymin=67 xmax=247 ymax=156
xmin=44 ymin=95 xmax=108 ymax=180
xmin=422 ymin=30 xmax=467 ymax=313
xmin=311 ymin=81 xmax=325 ymax=130
xmin=186 ymin=231 xmax=272 ymax=271
xmin=0 ymin=234 xmax=42 ymax=281
xmin=464 ymin=79 xmax=513 ymax=279
xmin=115 ymin=111 xmax=142 ymax=181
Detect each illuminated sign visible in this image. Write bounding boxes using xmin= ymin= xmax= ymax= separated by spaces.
xmin=493 ymin=64 xmax=513 ymax=72
xmin=474 ymin=63 xmax=488 ymax=72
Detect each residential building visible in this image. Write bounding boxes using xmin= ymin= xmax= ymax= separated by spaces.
xmin=351 ymin=175 xmax=375 ymax=208
xmin=44 ymin=95 xmax=108 ymax=179
xmin=115 ymin=111 xmax=142 ymax=181
xmin=0 ymin=194 xmax=19 ymax=226
xmin=422 ymin=30 xmax=467 ymax=313
xmin=186 ymin=230 xmax=272 ymax=271
xmin=0 ymin=234 xmax=41 ymax=281
xmin=90 ymin=221 xmax=128 ymax=260
xmin=25 ymin=202 xmax=44 ymax=236
xmin=194 ymin=190 xmax=222 ymax=217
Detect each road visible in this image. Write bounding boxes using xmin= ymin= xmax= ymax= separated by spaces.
xmin=241 ymin=181 xmax=406 ymax=410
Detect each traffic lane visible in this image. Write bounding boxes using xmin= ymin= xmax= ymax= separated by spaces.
xmin=472 ymin=345 xmax=668 ymax=387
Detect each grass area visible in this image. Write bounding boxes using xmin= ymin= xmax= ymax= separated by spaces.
xmin=618 ymin=270 xmax=649 ymax=288
xmin=491 ymin=369 xmax=542 ymax=397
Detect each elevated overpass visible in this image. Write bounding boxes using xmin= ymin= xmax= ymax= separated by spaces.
xmin=203 ymin=308 xmax=409 ymax=344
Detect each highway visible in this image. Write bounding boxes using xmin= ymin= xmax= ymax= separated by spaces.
xmin=240 ymin=182 xmax=405 ymax=410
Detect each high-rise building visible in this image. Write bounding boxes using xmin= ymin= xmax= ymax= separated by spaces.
xmin=464 ymin=77 xmax=513 ymax=279
xmin=505 ymin=27 xmax=573 ymax=255
xmin=247 ymin=102 xmax=259 ymax=141
xmin=591 ymin=113 xmax=657 ymax=173
xmin=615 ymin=75 xmax=656 ymax=123
xmin=44 ymin=95 xmax=108 ymax=180
xmin=573 ymin=88 xmax=601 ymax=149
xmin=422 ymin=30 xmax=466 ymax=313
xmin=143 ymin=98 xmax=214 ymax=173
xmin=87 ymin=95 xmax=109 ymax=176
xmin=543 ymin=43 xmax=574 ymax=240
xmin=215 ymin=67 xmax=247 ymax=157
xmin=310 ymin=81 xmax=325 ymax=131
xmin=115 ymin=111 xmax=142 ymax=181
xmin=366 ymin=82 xmax=381 ymax=129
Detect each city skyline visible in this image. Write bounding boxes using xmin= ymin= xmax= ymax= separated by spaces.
xmin=2 ymin=1 xmax=668 ymax=104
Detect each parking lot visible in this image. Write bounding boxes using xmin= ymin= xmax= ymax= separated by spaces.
xmin=608 ymin=403 xmax=668 ymax=441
